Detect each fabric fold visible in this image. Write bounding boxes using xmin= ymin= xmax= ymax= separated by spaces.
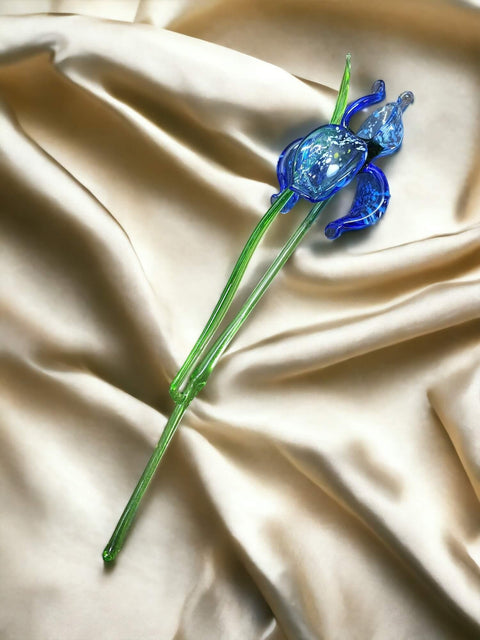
xmin=0 ymin=6 xmax=479 ymax=640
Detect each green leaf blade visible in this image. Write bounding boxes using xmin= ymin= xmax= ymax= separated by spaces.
xmin=330 ymin=53 xmax=351 ymax=125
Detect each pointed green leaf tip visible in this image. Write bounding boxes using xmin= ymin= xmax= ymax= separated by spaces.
xmin=330 ymin=53 xmax=351 ymax=125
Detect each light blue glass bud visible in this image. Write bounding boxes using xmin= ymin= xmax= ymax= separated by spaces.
xmin=356 ymin=91 xmax=414 ymax=157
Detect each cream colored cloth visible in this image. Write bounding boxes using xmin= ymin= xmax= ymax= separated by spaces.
xmin=0 ymin=3 xmax=479 ymax=639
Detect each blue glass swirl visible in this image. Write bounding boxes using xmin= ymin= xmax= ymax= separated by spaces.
xmin=324 ymin=164 xmax=390 ymax=239
xmin=341 ymin=79 xmax=385 ymax=129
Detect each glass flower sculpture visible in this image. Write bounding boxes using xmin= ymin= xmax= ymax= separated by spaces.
xmin=272 ymin=81 xmax=414 ymax=237
xmin=102 ymin=55 xmax=414 ymax=563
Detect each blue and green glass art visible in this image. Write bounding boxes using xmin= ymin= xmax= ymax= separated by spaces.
xmin=102 ymin=55 xmax=414 ymax=563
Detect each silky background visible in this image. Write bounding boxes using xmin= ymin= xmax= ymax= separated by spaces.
xmin=0 ymin=1 xmax=479 ymax=639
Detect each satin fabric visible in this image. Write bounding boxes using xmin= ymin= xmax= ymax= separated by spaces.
xmin=0 ymin=3 xmax=479 ymax=639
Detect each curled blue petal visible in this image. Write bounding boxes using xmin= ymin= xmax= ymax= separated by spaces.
xmin=325 ymin=163 xmax=390 ymax=239
xmin=341 ymin=79 xmax=386 ymax=129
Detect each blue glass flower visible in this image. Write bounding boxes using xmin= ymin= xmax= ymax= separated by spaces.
xmin=272 ymin=81 xmax=414 ymax=239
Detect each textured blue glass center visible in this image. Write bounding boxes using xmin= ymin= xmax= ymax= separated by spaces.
xmin=291 ymin=125 xmax=368 ymax=202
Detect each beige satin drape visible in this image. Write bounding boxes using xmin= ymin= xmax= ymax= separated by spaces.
xmin=0 ymin=2 xmax=479 ymax=639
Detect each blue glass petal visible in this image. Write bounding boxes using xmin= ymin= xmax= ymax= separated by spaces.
xmin=356 ymin=91 xmax=414 ymax=158
xmin=325 ymin=163 xmax=390 ymax=240
xmin=341 ymin=79 xmax=386 ymax=129
xmin=272 ymin=138 xmax=301 ymax=213
xmin=291 ymin=124 xmax=368 ymax=202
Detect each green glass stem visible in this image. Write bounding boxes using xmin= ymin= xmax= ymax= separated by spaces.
xmin=102 ymin=401 xmax=189 ymax=562
xmin=102 ymin=198 xmax=328 ymax=564
xmin=183 ymin=198 xmax=329 ymax=400
xmin=102 ymin=55 xmax=350 ymax=563
xmin=169 ymin=188 xmax=294 ymax=403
